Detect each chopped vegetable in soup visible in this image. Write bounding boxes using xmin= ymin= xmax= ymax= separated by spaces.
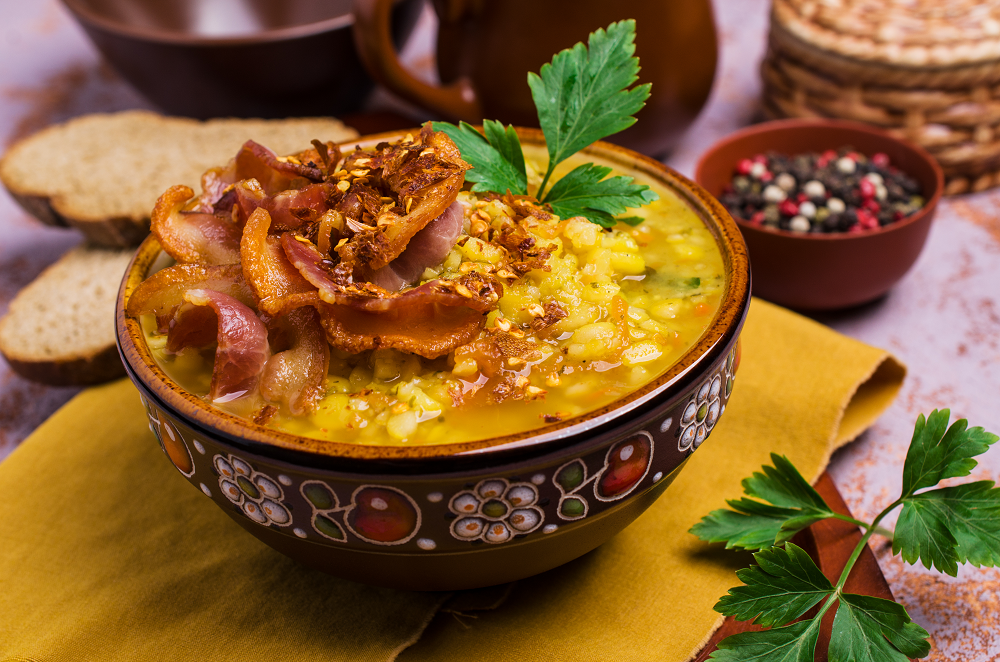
xmin=132 ymin=134 xmax=724 ymax=446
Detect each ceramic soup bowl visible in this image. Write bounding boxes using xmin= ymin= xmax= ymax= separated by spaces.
xmin=116 ymin=130 xmax=750 ymax=591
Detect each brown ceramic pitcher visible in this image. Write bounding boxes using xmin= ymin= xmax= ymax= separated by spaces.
xmin=352 ymin=0 xmax=718 ymax=156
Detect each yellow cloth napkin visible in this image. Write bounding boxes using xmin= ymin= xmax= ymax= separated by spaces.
xmin=0 ymin=299 xmax=904 ymax=662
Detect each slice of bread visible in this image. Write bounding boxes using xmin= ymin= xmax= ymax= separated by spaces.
xmin=0 ymin=245 xmax=136 ymax=386
xmin=0 ymin=110 xmax=358 ymax=247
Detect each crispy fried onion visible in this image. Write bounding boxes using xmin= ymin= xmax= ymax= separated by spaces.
xmin=453 ymin=327 xmax=547 ymax=404
xmin=334 ymin=125 xmax=470 ymax=276
xmin=260 ymin=307 xmax=329 ymax=415
xmin=281 ymin=232 xmax=502 ymax=358
xmin=165 ymin=289 xmax=271 ymax=403
xmin=151 ymin=185 xmax=242 ymax=265
xmin=127 ymin=264 xmax=254 ymax=332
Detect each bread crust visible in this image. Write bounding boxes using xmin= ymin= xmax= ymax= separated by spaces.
xmin=0 ymin=246 xmax=137 ymax=386
xmin=1 ymin=345 xmax=125 ymax=387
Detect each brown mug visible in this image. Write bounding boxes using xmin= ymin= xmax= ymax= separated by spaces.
xmin=352 ymin=0 xmax=718 ymax=156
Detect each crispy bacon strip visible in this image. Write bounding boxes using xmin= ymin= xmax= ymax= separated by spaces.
xmin=335 ymin=126 xmax=469 ymax=274
xmin=260 ymin=308 xmax=329 ymax=415
xmin=368 ymin=201 xmax=464 ymax=291
xmin=196 ymin=140 xmax=336 ymax=213
xmin=315 ymin=304 xmax=484 ymax=359
xmin=283 ymin=234 xmax=500 ymax=313
xmin=126 ymin=264 xmax=254 ymax=332
xmin=167 ymin=289 xmax=270 ymax=403
xmin=233 ymin=179 xmax=338 ymax=231
xmin=240 ymin=207 xmax=318 ymax=316
xmin=151 ymin=185 xmax=241 ymax=265
xmin=282 ymin=233 xmax=502 ymax=358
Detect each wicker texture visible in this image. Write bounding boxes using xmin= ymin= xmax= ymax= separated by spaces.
xmin=764 ymin=0 xmax=1000 ymax=193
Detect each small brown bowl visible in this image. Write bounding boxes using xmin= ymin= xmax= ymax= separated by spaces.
xmin=695 ymin=119 xmax=943 ymax=311
xmin=116 ymin=129 xmax=750 ymax=591
xmin=60 ymin=0 xmax=423 ymax=119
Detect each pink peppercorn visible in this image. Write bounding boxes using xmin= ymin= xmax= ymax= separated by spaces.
xmin=863 ymin=199 xmax=881 ymax=214
xmin=752 ymin=154 xmax=768 ymax=164
xmin=859 ymin=178 xmax=876 ymax=199
xmin=872 ymin=153 xmax=890 ymax=168
xmin=750 ymin=211 xmax=765 ymax=224
xmin=779 ymin=200 xmax=799 ymax=216
xmin=736 ymin=159 xmax=753 ymax=175
xmin=856 ymin=209 xmax=878 ymax=230
xmin=760 ymin=170 xmax=774 ymax=182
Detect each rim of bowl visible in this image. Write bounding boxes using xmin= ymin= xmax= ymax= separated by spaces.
xmin=117 ymin=127 xmax=751 ymax=462
xmin=60 ymin=0 xmax=364 ymax=46
xmin=693 ymin=118 xmax=944 ymax=242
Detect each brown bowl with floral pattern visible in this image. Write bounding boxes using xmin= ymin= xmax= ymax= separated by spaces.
xmin=115 ymin=129 xmax=751 ymax=591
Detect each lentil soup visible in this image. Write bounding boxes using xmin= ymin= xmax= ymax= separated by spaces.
xmin=139 ymin=143 xmax=725 ymax=446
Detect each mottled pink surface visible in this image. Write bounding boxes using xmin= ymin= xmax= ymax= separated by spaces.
xmin=1 ymin=0 xmax=997 ymax=658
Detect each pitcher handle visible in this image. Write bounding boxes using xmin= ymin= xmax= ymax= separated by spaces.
xmin=353 ymin=0 xmax=482 ymax=121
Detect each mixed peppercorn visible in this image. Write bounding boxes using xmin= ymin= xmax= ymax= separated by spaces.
xmin=718 ymin=148 xmax=925 ymax=233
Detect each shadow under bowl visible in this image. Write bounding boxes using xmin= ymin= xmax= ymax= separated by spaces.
xmin=60 ymin=0 xmax=423 ymax=119
xmin=116 ymin=129 xmax=750 ymax=591
xmin=695 ymin=119 xmax=943 ymax=311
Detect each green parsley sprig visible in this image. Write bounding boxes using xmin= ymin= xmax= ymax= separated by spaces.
xmin=433 ymin=20 xmax=658 ymax=228
xmin=690 ymin=410 xmax=1000 ymax=661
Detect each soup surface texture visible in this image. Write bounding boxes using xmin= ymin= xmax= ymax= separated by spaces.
xmin=139 ymin=141 xmax=725 ymax=446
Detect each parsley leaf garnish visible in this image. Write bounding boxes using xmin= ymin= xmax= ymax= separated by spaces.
xmin=715 ymin=543 xmax=833 ymax=628
xmin=894 ymin=481 xmax=1000 ymax=575
xmin=691 ymin=410 xmax=999 ymax=661
xmin=527 ymin=20 xmax=651 ymax=198
xmin=690 ymin=453 xmax=837 ymax=550
xmin=900 ymin=409 xmax=996 ymax=494
xmin=435 ymin=20 xmax=657 ymax=227
xmin=544 ymin=163 xmax=658 ymax=228
xmin=432 ymin=120 xmax=527 ymax=196
xmin=710 ymin=621 xmax=822 ymax=662
xmin=830 ymin=594 xmax=930 ymax=662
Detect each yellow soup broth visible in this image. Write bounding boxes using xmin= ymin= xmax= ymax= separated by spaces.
xmin=146 ymin=150 xmax=726 ymax=446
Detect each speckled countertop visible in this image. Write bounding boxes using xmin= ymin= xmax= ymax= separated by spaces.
xmin=1 ymin=1 xmax=997 ymax=658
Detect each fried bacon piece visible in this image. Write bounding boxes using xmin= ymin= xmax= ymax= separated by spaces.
xmin=166 ymin=289 xmax=271 ymax=403
xmin=126 ymin=264 xmax=254 ymax=332
xmin=283 ymin=234 xmax=500 ymax=312
xmin=335 ymin=126 xmax=470 ymax=275
xmin=197 ymin=139 xmax=338 ymax=213
xmin=233 ymin=179 xmax=338 ymax=231
xmin=368 ymin=201 xmax=464 ymax=291
xmin=151 ymin=185 xmax=241 ymax=265
xmin=315 ymin=303 xmax=483 ymax=359
xmin=260 ymin=308 xmax=329 ymax=415
xmin=240 ymin=207 xmax=318 ymax=316
xmin=282 ymin=233 xmax=502 ymax=358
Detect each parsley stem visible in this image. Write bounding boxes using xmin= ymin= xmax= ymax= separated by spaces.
xmin=829 ymin=513 xmax=895 ymax=540
xmin=537 ymin=162 xmax=557 ymax=202
xmin=833 ymin=499 xmax=903 ymax=591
